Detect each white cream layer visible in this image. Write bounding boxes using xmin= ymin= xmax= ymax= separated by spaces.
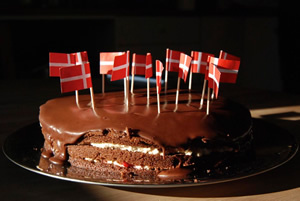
xmin=84 ymin=158 xmax=151 ymax=170
xmin=90 ymin=143 xmax=233 ymax=157
xmin=91 ymin=142 xmax=163 ymax=155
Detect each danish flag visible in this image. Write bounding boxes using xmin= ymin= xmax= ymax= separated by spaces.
xmin=178 ymin=53 xmax=191 ymax=82
xmin=99 ymin=52 xmax=125 ymax=75
xmin=132 ymin=54 xmax=146 ymax=75
xmin=49 ymin=52 xmax=76 ymax=77
xmin=111 ymin=51 xmax=130 ymax=81
xmin=59 ymin=62 xmax=92 ymax=93
xmin=190 ymin=51 xmax=214 ymax=74
xmin=156 ymin=60 xmax=164 ymax=94
xmin=165 ymin=49 xmax=182 ymax=72
xmin=75 ymin=51 xmax=89 ymax=64
xmin=208 ymin=63 xmax=221 ymax=98
xmin=145 ymin=53 xmax=153 ymax=79
xmin=214 ymin=51 xmax=241 ymax=83
xmin=219 ymin=50 xmax=240 ymax=61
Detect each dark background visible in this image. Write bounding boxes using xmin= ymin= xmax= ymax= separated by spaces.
xmin=0 ymin=0 xmax=299 ymax=94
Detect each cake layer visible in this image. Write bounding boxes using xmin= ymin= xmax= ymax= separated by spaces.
xmin=67 ymin=145 xmax=185 ymax=169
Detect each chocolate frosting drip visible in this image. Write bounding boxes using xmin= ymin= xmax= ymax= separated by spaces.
xmin=39 ymin=89 xmax=252 ymax=163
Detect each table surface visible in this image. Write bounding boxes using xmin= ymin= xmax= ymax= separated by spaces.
xmin=1 ymin=79 xmax=300 ymax=201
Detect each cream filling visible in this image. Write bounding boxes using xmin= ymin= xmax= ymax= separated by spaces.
xmin=91 ymin=142 xmax=163 ymax=156
xmin=84 ymin=158 xmax=151 ymax=170
xmin=90 ymin=143 xmax=234 ymax=158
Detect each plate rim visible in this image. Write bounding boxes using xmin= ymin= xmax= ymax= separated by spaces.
xmin=2 ymin=121 xmax=299 ymax=188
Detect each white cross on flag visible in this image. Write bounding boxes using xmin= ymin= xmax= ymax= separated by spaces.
xmin=59 ymin=62 xmax=92 ymax=93
xmin=165 ymin=49 xmax=182 ymax=72
xmin=49 ymin=52 xmax=76 ymax=77
xmin=99 ymin=52 xmax=125 ymax=75
xmin=111 ymin=51 xmax=130 ymax=81
xmin=132 ymin=54 xmax=146 ymax=75
xmin=212 ymin=53 xmax=240 ymax=83
xmin=208 ymin=63 xmax=221 ymax=98
xmin=156 ymin=60 xmax=164 ymax=94
xmin=178 ymin=53 xmax=191 ymax=82
xmin=145 ymin=53 xmax=153 ymax=79
xmin=75 ymin=51 xmax=89 ymax=64
xmin=191 ymin=51 xmax=214 ymax=74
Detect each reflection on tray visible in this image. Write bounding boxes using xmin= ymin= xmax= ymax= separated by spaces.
xmin=3 ymin=120 xmax=299 ymax=187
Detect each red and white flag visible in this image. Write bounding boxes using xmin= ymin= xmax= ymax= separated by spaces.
xmin=178 ymin=53 xmax=191 ymax=82
xmin=132 ymin=54 xmax=146 ymax=75
xmin=208 ymin=63 xmax=221 ymax=98
xmin=49 ymin=52 xmax=76 ymax=77
xmin=111 ymin=51 xmax=130 ymax=81
xmin=75 ymin=51 xmax=89 ymax=64
xmin=156 ymin=60 xmax=164 ymax=94
xmin=145 ymin=53 xmax=153 ymax=79
xmin=211 ymin=55 xmax=240 ymax=83
xmin=165 ymin=49 xmax=182 ymax=72
xmin=59 ymin=62 xmax=92 ymax=93
xmin=191 ymin=51 xmax=214 ymax=74
xmin=99 ymin=52 xmax=124 ymax=75
xmin=219 ymin=50 xmax=240 ymax=61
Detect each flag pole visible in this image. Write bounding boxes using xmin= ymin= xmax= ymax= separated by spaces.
xmin=126 ymin=76 xmax=130 ymax=106
xmin=174 ymin=77 xmax=180 ymax=112
xmin=89 ymin=87 xmax=95 ymax=111
xmin=75 ymin=90 xmax=80 ymax=108
xmin=131 ymin=69 xmax=135 ymax=94
xmin=206 ymin=87 xmax=210 ymax=115
xmin=147 ymin=78 xmax=150 ymax=105
xmin=164 ymin=70 xmax=168 ymax=93
xmin=102 ymin=74 xmax=105 ymax=94
xmin=211 ymin=89 xmax=214 ymax=99
xmin=199 ymin=78 xmax=207 ymax=109
xmin=188 ymin=70 xmax=193 ymax=91
xmin=164 ymin=48 xmax=169 ymax=93
xmin=157 ymin=86 xmax=161 ymax=114
xmin=124 ymin=77 xmax=129 ymax=111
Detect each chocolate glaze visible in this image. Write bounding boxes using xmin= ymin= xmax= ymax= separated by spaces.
xmin=39 ymin=89 xmax=252 ymax=164
xmin=158 ymin=167 xmax=194 ymax=180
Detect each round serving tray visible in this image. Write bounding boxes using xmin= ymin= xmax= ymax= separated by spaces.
xmin=2 ymin=119 xmax=298 ymax=188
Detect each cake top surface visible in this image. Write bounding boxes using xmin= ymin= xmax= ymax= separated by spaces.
xmin=39 ymin=89 xmax=252 ymax=148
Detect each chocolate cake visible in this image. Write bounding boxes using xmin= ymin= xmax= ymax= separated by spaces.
xmin=38 ymin=89 xmax=253 ymax=183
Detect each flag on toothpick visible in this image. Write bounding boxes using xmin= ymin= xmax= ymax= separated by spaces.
xmin=208 ymin=62 xmax=221 ymax=99
xmin=166 ymin=49 xmax=182 ymax=72
xmin=156 ymin=60 xmax=164 ymax=94
xmin=175 ymin=53 xmax=191 ymax=111
xmin=132 ymin=54 xmax=146 ymax=75
xmin=206 ymin=63 xmax=221 ymax=115
xmin=165 ymin=48 xmax=182 ymax=92
xmin=49 ymin=52 xmax=76 ymax=77
xmin=209 ymin=56 xmax=240 ymax=83
xmin=111 ymin=52 xmax=130 ymax=81
xmin=190 ymin=51 xmax=214 ymax=74
xmin=156 ymin=60 xmax=164 ymax=113
xmin=145 ymin=53 xmax=153 ymax=79
xmin=189 ymin=51 xmax=214 ymax=90
xmin=145 ymin=53 xmax=153 ymax=105
xmin=100 ymin=52 xmax=125 ymax=75
xmin=131 ymin=53 xmax=146 ymax=93
xmin=59 ymin=63 xmax=92 ymax=93
xmin=178 ymin=53 xmax=192 ymax=82
xmin=111 ymin=51 xmax=130 ymax=108
xmin=99 ymin=52 xmax=125 ymax=94
xmin=59 ymin=61 xmax=95 ymax=111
